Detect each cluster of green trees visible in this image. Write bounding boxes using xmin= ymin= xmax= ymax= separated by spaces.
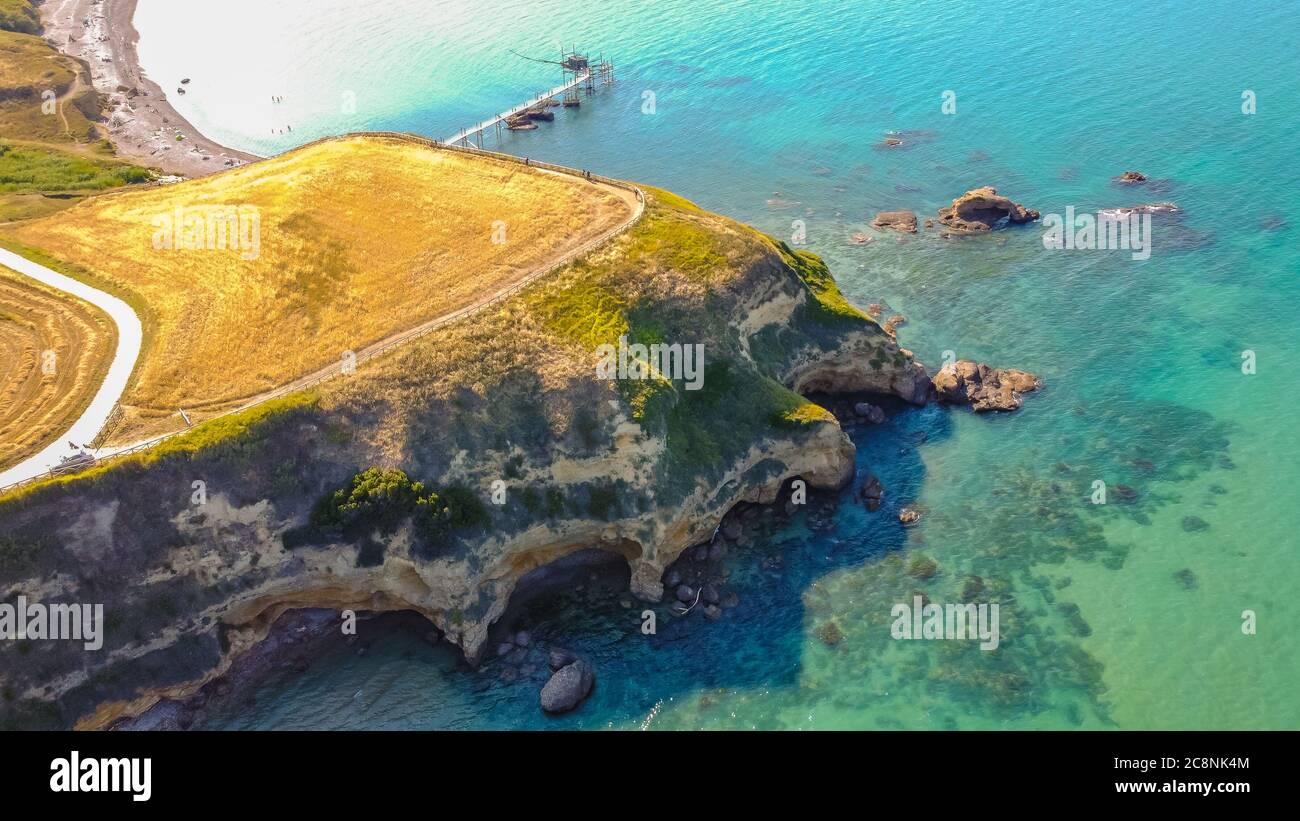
xmin=284 ymin=468 xmax=488 ymax=558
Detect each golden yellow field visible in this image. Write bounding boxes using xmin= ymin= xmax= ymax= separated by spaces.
xmin=4 ymin=135 xmax=636 ymax=441
xmin=0 ymin=265 xmax=115 ymax=470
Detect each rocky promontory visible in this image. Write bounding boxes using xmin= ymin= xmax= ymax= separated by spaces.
xmin=0 ymin=186 xmax=932 ymax=730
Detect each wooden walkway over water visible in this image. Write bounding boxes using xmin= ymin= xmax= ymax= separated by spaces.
xmin=445 ymin=52 xmax=613 ymax=148
xmin=445 ymin=72 xmax=590 ymax=147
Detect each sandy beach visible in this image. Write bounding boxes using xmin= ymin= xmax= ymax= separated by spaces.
xmin=39 ymin=0 xmax=259 ymax=177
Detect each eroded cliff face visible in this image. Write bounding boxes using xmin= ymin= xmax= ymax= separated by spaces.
xmin=0 ymin=189 xmax=926 ymax=730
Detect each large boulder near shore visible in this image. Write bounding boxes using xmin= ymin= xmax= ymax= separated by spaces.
xmin=854 ymin=402 xmax=886 ymax=423
xmin=937 ymin=187 xmax=1040 ymax=232
xmin=540 ymin=660 xmax=595 ymax=714
xmin=872 ymin=210 xmax=918 ymax=233
xmin=933 ymin=360 xmax=1041 ymax=412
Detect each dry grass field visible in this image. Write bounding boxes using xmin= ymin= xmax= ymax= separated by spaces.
xmin=0 ymin=28 xmax=92 ymax=143
xmin=3 ymin=135 xmax=636 ymax=441
xmin=0 ymin=264 xmax=116 ymax=470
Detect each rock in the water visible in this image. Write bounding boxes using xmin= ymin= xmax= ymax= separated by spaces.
xmin=664 ymin=569 xmax=682 ymax=589
xmin=708 ymin=541 xmax=726 ymax=561
xmin=1115 ymin=170 xmax=1148 ymax=184
xmin=720 ymin=519 xmax=743 ymax=541
xmin=899 ymin=506 xmax=923 ymax=525
xmin=1113 ymin=484 xmax=1139 ymax=502
xmin=871 ymin=210 xmax=918 ymax=233
xmin=1181 ymin=516 xmax=1210 ymax=532
xmin=815 ymin=621 xmax=844 ymax=646
xmin=932 ymin=360 xmax=1041 ymax=412
xmin=515 ymin=630 xmax=531 ymax=647
xmin=858 ymin=475 xmax=885 ymax=511
xmin=937 ymin=186 xmax=1040 ymax=231
xmin=675 ymin=584 xmax=697 ymax=604
xmin=907 ymin=555 xmax=938 ymax=579
xmin=548 ymin=647 xmax=577 ymax=671
xmin=1097 ymin=202 xmax=1181 ymax=221
xmin=702 ymin=583 xmax=721 ymax=605
xmin=496 ymin=642 xmax=516 ymax=658
xmin=540 ymin=660 xmax=595 ymax=714
xmin=1173 ymin=568 xmax=1198 ymax=590
xmin=853 ymin=402 xmax=886 ymax=424
xmin=703 ymin=604 xmax=722 ymax=621
xmin=905 ymin=361 xmax=936 ymax=405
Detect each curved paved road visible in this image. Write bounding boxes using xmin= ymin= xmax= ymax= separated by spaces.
xmin=0 ymin=248 xmax=144 ymax=486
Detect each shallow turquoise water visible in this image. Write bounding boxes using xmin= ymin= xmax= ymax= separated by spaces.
xmin=136 ymin=0 xmax=1300 ymax=729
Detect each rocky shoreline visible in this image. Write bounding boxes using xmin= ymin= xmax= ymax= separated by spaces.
xmin=112 ymin=354 xmax=1041 ymax=728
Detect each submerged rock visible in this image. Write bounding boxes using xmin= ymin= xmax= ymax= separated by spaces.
xmin=548 ymin=647 xmax=577 ymax=671
xmin=1097 ymin=202 xmax=1181 ymax=220
xmin=937 ymin=186 xmax=1040 ymax=231
xmin=540 ymin=660 xmax=595 ymax=714
xmin=1113 ymin=484 xmax=1139 ymax=502
xmin=815 ymin=621 xmax=844 ymax=646
xmin=720 ymin=519 xmax=743 ymax=541
xmin=932 ymin=360 xmax=1041 ymax=412
xmin=701 ymin=583 xmax=721 ymax=605
xmin=907 ymin=555 xmax=938 ymax=579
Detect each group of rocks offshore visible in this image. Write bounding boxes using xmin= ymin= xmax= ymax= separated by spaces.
xmin=870 ymin=171 xmax=1174 ymax=239
xmin=871 ymin=185 xmax=1041 ymax=236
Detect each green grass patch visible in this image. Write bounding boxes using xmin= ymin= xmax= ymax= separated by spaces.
xmin=782 ymin=246 xmax=870 ymax=327
xmin=0 ymin=142 xmax=152 ymax=194
xmin=623 ymin=209 xmax=728 ymax=281
xmin=527 ymin=273 xmax=629 ymax=351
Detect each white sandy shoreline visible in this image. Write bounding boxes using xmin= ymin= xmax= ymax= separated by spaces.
xmin=39 ymin=0 xmax=259 ymax=177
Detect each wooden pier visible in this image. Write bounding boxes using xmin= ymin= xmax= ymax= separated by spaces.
xmin=445 ymin=51 xmax=613 ymax=149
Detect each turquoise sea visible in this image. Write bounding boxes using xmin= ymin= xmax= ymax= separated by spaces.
xmin=134 ymin=0 xmax=1300 ymax=729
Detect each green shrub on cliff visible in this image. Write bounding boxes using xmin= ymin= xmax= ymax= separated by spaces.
xmin=285 ymin=468 xmax=489 ymax=559
xmin=312 ymin=467 xmax=428 ymax=533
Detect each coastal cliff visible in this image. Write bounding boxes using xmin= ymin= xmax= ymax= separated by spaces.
xmin=0 ymin=187 xmax=927 ymax=730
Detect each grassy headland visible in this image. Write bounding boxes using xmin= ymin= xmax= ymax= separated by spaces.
xmin=3 ymin=135 xmax=637 ymax=441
